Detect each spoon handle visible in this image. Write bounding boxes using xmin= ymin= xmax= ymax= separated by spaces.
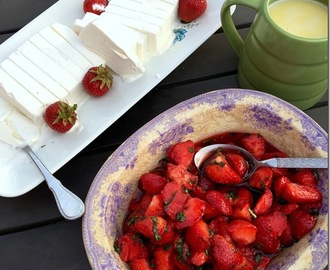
xmin=23 ymin=145 xmax=85 ymax=220
xmin=262 ymin=157 xmax=328 ymax=169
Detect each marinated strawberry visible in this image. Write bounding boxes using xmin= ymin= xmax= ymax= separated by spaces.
xmin=204 ymin=151 xmax=242 ymax=185
xmin=249 ymin=167 xmax=273 ymax=190
xmin=225 ymin=152 xmax=248 ymax=178
xmin=167 ymin=140 xmax=194 ymax=168
xmin=253 ymin=188 xmax=273 ymax=216
xmin=83 ymin=0 xmax=108 ymax=15
xmin=240 ymin=133 xmax=266 ymax=160
xmin=82 ymin=65 xmax=113 ymax=96
xmin=129 ymin=258 xmax=153 ymax=270
xmin=166 ymin=163 xmax=198 ymax=190
xmin=282 ymin=182 xmax=322 ymax=203
xmin=161 ymin=182 xmax=189 ymax=220
xmin=145 ymin=195 xmax=166 ymax=217
xmin=205 ymin=190 xmax=233 ymax=216
xmin=185 ymin=219 xmax=211 ymax=252
xmin=134 ymin=216 xmax=167 ymax=243
xmin=289 ymin=208 xmax=317 ymax=240
xmin=228 ymin=219 xmax=258 ymax=246
xmin=178 ymin=0 xmax=207 ymax=23
xmin=175 ymin=197 xmax=205 ymax=229
xmin=154 ymin=245 xmax=175 ymax=270
xmin=44 ymin=101 xmax=77 ymax=133
xmin=114 ymin=233 xmax=148 ymax=262
xmin=290 ymin=168 xmax=318 ymax=187
xmin=139 ymin=173 xmax=168 ymax=195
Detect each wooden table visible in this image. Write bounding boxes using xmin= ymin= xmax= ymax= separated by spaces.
xmin=0 ymin=1 xmax=328 ymax=269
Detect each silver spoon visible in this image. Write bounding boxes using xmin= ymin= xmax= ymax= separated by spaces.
xmin=23 ymin=145 xmax=85 ymax=220
xmin=194 ymin=144 xmax=328 ymax=180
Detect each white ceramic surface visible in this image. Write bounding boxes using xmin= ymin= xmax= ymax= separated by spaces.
xmin=83 ymin=88 xmax=328 ymax=270
xmin=0 ymin=0 xmax=232 ymax=197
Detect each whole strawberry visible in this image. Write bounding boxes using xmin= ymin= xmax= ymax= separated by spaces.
xmin=82 ymin=65 xmax=113 ymax=97
xmin=44 ymin=101 xmax=77 ymax=133
xmin=178 ymin=0 xmax=207 ymax=23
xmin=83 ymin=0 xmax=109 ymax=15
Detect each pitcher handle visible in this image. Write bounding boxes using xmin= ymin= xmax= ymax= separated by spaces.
xmin=221 ymin=0 xmax=261 ymax=55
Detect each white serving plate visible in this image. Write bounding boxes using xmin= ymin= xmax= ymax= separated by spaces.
xmin=0 ymin=0 xmax=234 ymax=197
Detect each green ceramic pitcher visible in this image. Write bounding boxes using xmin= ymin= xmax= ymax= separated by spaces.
xmin=221 ymin=0 xmax=328 ymax=110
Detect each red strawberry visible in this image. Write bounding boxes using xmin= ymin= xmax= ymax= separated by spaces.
xmin=178 ymin=0 xmax=207 ymax=23
xmin=204 ymin=152 xmax=242 ymax=185
xmin=134 ymin=216 xmax=167 ymax=243
xmin=273 ymin=176 xmax=291 ymax=199
xmin=253 ymin=210 xmax=287 ymax=254
xmin=280 ymin=203 xmax=299 ymax=216
xmin=225 ymin=152 xmax=248 ymax=178
xmin=154 ymin=245 xmax=175 ymax=270
xmin=289 ymin=208 xmax=317 ymax=240
xmin=172 ymin=236 xmax=194 ymax=269
xmin=205 ymin=190 xmax=233 ymax=216
xmin=279 ymin=222 xmax=294 ymax=247
xmin=228 ymin=219 xmax=258 ymax=246
xmin=175 ymin=197 xmax=205 ymax=229
xmin=240 ymin=133 xmax=266 ymax=160
xmin=145 ymin=195 xmax=166 ymax=217
xmin=82 ymin=65 xmax=113 ymax=96
xmin=166 ymin=163 xmax=198 ymax=190
xmin=167 ymin=140 xmax=194 ymax=168
xmin=129 ymin=258 xmax=153 ymax=270
xmin=161 ymin=182 xmax=189 ymax=220
xmin=290 ymin=168 xmax=318 ymax=187
xmin=139 ymin=173 xmax=168 ymax=195
xmin=44 ymin=101 xmax=77 ymax=133
xmin=114 ymin=233 xmax=148 ymax=262
xmin=232 ymin=202 xmax=254 ymax=221
xmin=282 ymin=182 xmax=322 ymax=203
xmin=208 ymin=215 xmax=231 ymax=240
xmin=123 ymin=209 xmax=145 ymax=234
xmin=83 ymin=0 xmax=108 ymax=15
xmin=189 ymin=250 xmax=209 ymax=266
xmin=211 ymin=235 xmax=245 ymax=269
xmin=185 ymin=219 xmax=211 ymax=252
xmin=248 ymin=167 xmax=273 ymax=190
xmin=232 ymin=187 xmax=254 ymax=208
xmin=253 ymin=188 xmax=273 ymax=216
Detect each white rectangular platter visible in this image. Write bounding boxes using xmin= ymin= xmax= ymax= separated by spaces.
xmin=0 ymin=0 xmax=233 ymax=197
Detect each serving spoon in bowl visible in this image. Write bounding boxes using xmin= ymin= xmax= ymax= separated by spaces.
xmin=194 ymin=144 xmax=328 ymax=180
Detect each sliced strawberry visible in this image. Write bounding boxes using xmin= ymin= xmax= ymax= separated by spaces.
xmin=240 ymin=133 xmax=266 ymax=160
xmin=248 ymin=167 xmax=273 ymax=190
xmin=255 ymin=256 xmax=271 ymax=270
xmin=167 ymin=140 xmax=194 ymax=168
xmin=185 ymin=219 xmax=211 ymax=252
xmin=279 ymin=222 xmax=294 ymax=247
xmin=134 ymin=216 xmax=167 ymax=243
xmin=123 ymin=209 xmax=145 ymax=234
xmin=225 ymin=152 xmax=248 ymax=178
xmin=114 ymin=233 xmax=148 ymax=262
xmin=129 ymin=258 xmax=153 ymax=270
xmin=175 ymin=197 xmax=205 ymax=229
xmin=189 ymin=250 xmax=209 ymax=266
xmin=154 ymin=245 xmax=175 ymax=270
xmin=203 ymin=201 xmax=221 ymax=220
xmin=211 ymin=234 xmax=245 ymax=269
xmin=253 ymin=210 xmax=287 ymax=254
xmin=228 ymin=219 xmax=258 ymax=246
xmin=273 ymin=176 xmax=291 ymax=199
xmin=205 ymin=190 xmax=233 ymax=216
xmin=289 ymin=208 xmax=317 ymax=240
xmin=282 ymin=182 xmax=323 ymax=203
xmin=217 ymin=186 xmax=239 ymax=205
xmin=253 ymin=188 xmax=273 ymax=216
xmin=299 ymin=201 xmax=323 ymax=215
xmin=232 ymin=202 xmax=254 ymax=221
xmin=204 ymin=152 xmax=242 ymax=185
xmin=161 ymin=182 xmax=189 ymax=220
xmin=280 ymin=203 xmax=299 ymax=216
xmin=166 ymin=163 xmax=198 ymax=190
xmin=290 ymin=168 xmax=318 ymax=187
xmin=232 ymin=187 xmax=254 ymax=208
xmin=145 ymin=194 xmax=166 ymax=217
xmin=173 ymin=236 xmax=194 ymax=270
xmin=197 ymin=173 xmax=217 ymax=191
xmin=139 ymin=194 xmax=153 ymax=211
xmin=139 ymin=173 xmax=168 ymax=195
xmin=208 ymin=215 xmax=231 ymax=240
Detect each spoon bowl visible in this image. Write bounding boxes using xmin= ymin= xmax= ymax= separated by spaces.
xmin=194 ymin=144 xmax=328 ymax=180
